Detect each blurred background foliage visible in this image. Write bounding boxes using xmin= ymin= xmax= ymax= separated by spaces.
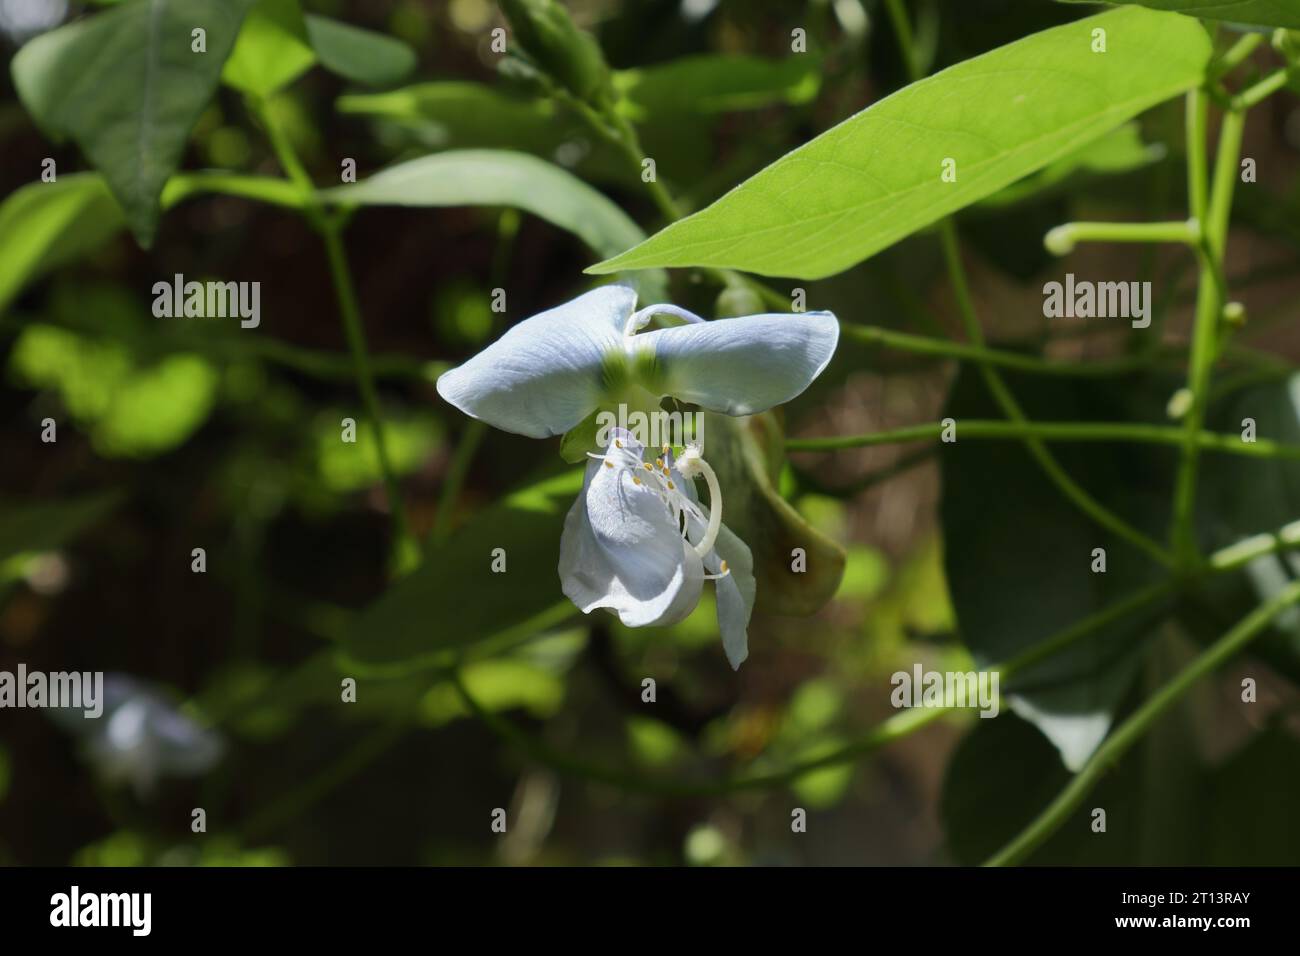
xmin=1 ymin=0 xmax=1299 ymax=865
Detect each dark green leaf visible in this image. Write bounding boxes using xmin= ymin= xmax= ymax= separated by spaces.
xmin=304 ymin=14 xmax=416 ymax=87
xmin=320 ymin=149 xmax=667 ymax=299
xmin=343 ymin=471 xmax=581 ymax=666
xmin=940 ymin=370 xmax=1175 ymax=768
xmin=11 ymin=0 xmax=256 ymax=246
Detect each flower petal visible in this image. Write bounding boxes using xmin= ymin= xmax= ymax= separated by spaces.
xmin=635 ymin=310 xmax=839 ymax=416
xmin=436 ymin=285 xmax=637 ymax=438
xmin=708 ymin=525 xmax=755 ymax=670
xmin=684 ymin=503 xmax=755 ymax=670
xmin=559 ymin=458 xmax=702 ymax=627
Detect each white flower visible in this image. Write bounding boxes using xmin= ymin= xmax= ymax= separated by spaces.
xmin=559 ymin=427 xmax=755 ymax=668
xmin=435 ymin=284 xmax=839 ymax=438
xmin=435 ymin=284 xmax=840 ymax=668
xmin=52 ymin=674 xmax=224 ymax=798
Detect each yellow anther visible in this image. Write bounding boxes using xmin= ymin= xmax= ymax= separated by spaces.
xmin=633 ymin=476 xmax=642 ymax=485
xmin=720 ymin=560 xmax=728 ymax=572
xmin=604 ymin=460 xmax=613 ymax=469
xmin=643 ymin=463 xmax=653 ymax=471
xmin=615 ymin=439 xmax=623 ymax=448
xmin=667 ymin=480 xmax=675 ymax=490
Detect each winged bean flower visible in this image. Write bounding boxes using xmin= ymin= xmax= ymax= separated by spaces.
xmin=436 ymin=284 xmax=839 ymax=668
xmin=51 ymin=674 xmax=224 ymax=798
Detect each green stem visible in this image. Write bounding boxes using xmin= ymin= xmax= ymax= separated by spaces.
xmin=786 ymin=419 xmax=1300 ymax=461
xmin=249 ymin=94 xmax=419 ymax=571
xmin=1232 ymin=67 xmax=1291 ymax=111
xmin=1185 ymin=89 xmax=1208 ymax=224
xmin=1212 ymin=32 xmax=1264 ymax=77
xmin=321 ymin=224 xmax=419 ymax=571
xmin=1044 ymin=219 xmax=1198 ymax=255
xmin=984 ymin=578 xmax=1300 ymax=866
xmin=938 ymin=222 xmax=1175 ymax=568
xmin=451 ymin=581 xmax=1174 ymax=797
xmin=884 ymin=0 xmax=923 ymax=82
xmin=842 ymin=323 xmax=1162 ymax=376
xmin=1171 ymin=106 xmax=1244 ymax=564
xmin=431 ymin=420 xmax=487 ymax=546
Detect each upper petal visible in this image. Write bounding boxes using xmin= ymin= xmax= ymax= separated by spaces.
xmin=436 ymin=285 xmax=637 ymax=438
xmin=635 ymin=310 xmax=839 ymax=416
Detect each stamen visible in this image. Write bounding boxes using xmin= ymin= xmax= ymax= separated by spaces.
xmin=604 ymin=460 xmax=613 ymax=469
xmin=632 ymin=476 xmax=642 ymax=485
xmin=674 ymin=448 xmax=723 ymax=558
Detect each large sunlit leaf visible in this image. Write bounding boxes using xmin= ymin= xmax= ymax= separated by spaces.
xmin=304 ymin=14 xmax=416 ymax=87
xmin=221 ymin=0 xmax=316 ymax=97
xmin=1061 ymin=0 xmax=1300 ymax=30
xmin=589 ymin=7 xmax=1211 ymax=279
xmin=321 ymin=149 xmax=667 ymax=298
xmin=11 ymin=0 xmax=255 ymax=246
xmin=0 ymin=175 xmax=124 ymax=314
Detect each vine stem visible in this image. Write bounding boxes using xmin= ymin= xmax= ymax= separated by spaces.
xmin=321 ymin=223 xmax=419 ymax=570
xmin=786 ymin=419 xmax=1300 ymax=461
xmin=984 ymin=578 xmax=1300 ymax=866
xmin=1171 ymin=102 xmax=1244 ymax=564
xmin=453 ymin=506 xmax=1300 ymax=797
xmin=842 ymin=323 xmax=1167 ymax=376
xmin=939 ymin=222 xmax=1176 ymax=568
xmin=1044 ymin=219 xmax=1198 ymax=255
xmin=249 ymin=95 xmax=418 ymax=571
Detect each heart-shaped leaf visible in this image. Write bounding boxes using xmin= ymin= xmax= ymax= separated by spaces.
xmin=11 ymin=0 xmax=256 ymax=246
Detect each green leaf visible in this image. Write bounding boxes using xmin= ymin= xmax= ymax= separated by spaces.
xmin=343 ymin=471 xmax=582 ymax=666
xmin=0 ymin=492 xmax=122 ymax=566
xmin=939 ymin=370 xmax=1175 ymax=770
xmin=304 ymin=14 xmax=416 ymax=87
xmin=222 ymin=0 xmax=316 ymax=97
xmin=1061 ymin=0 xmax=1300 ymax=30
xmin=977 ymin=122 xmax=1165 ymax=209
xmin=612 ymin=54 xmax=820 ymax=120
xmin=589 ymin=6 xmax=1212 ymax=279
xmin=0 ymin=174 xmax=124 ymax=315
xmin=320 ymin=149 xmax=667 ymax=299
xmin=11 ymin=0 xmax=256 ymax=246
xmin=9 ymin=322 xmax=220 ymax=458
